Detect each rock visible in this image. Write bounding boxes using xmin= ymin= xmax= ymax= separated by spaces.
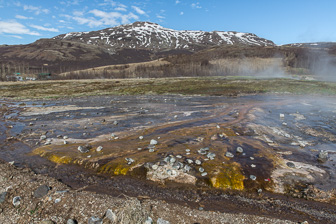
xmin=40 ymin=135 xmax=47 ymax=140
xmin=250 ymin=175 xmax=257 ymax=181
xmin=207 ymin=152 xmax=216 ymax=160
xmin=216 ymin=125 xmax=220 ymax=129
xmin=236 ymin=147 xmax=244 ymax=153
xmin=318 ymin=150 xmax=328 ymax=163
xmin=88 ymin=216 xmax=103 ymax=224
xmin=225 ymin=152 xmax=234 ymax=158
xmin=152 ymin=164 xmax=159 ymax=170
xmin=185 ymin=149 xmax=191 ymax=152
xmin=29 ymin=122 xmax=34 ymax=126
xmin=286 ymin=162 xmax=296 ymax=168
xmin=63 ymin=136 xmax=68 ymax=139
xmin=0 ymin=192 xmax=7 ymax=203
xmin=33 ymin=185 xmax=49 ymax=198
xmin=187 ymin=159 xmax=193 ymax=164
xmin=67 ymin=219 xmax=78 ymax=224
xmin=251 ymin=164 xmax=256 ymax=168
xmin=183 ymin=165 xmax=191 ymax=172
xmin=198 ymin=147 xmax=209 ymax=155
xmin=150 ymin=139 xmax=158 ymax=145
xmin=125 ymin=158 xmax=135 ymax=165
xmin=201 ymin=172 xmax=208 ymax=176
xmin=139 ymin=136 xmax=144 ymax=140
xmin=157 ymin=218 xmax=170 ymax=224
xmin=280 ymin=113 xmax=285 ymax=118
xmin=78 ymin=146 xmax=89 ymax=153
xmin=195 ymin=160 xmax=202 ymax=165
xmin=105 ymin=209 xmax=117 ymax=222
xmin=55 ymin=198 xmax=61 ymax=203
xmin=12 ymin=196 xmax=21 ymax=206
xmin=64 ymin=141 xmax=68 ymax=145
xmin=113 ymin=120 xmax=118 ymax=125
xmin=96 ymin=146 xmax=103 ymax=152
xmin=199 ymin=167 xmax=205 ymax=172
xmin=144 ymin=217 xmax=153 ymax=224
xmin=176 ymin=155 xmax=182 ymax=159
xmin=169 ymin=157 xmax=176 ymax=164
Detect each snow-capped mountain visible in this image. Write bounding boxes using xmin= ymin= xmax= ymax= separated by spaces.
xmin=53 ymin=21 xmax=275 ymax=53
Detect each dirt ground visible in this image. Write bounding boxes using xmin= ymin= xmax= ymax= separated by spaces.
xmin=0 ymin=160 xmax=300 ymax=224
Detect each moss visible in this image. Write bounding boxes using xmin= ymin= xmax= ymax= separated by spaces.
xmin=209 ymin=163 xmax=245 ymax=190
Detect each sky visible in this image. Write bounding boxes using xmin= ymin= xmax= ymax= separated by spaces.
xmin=0 ymin=0 xmax=335 ymax=46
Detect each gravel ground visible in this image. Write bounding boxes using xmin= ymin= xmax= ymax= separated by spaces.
xmin=0 ymin=161 xmax=296 ymax=224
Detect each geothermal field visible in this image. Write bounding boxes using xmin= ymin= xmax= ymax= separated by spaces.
xmin=0 ymin=78 xmax=336 ymax=223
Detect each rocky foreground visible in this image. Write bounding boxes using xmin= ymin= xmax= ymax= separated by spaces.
xmin=0 ymin=161 xmax=299 ymax=224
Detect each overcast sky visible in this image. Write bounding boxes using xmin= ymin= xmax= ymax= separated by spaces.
xmin=0 ymin=0 xmax=335 ymax=45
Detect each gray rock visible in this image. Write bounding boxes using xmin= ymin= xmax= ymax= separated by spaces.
xmin=187 ymin=159 xmax=193 ymax=164
xmin=150 ymin=139 xmax=158 ymax=145
xmin=55 ymin=198 xmax=61 ymax=203
xmin=199 ymin=167 xmax=205 ymax=172
xmin=12 ymin=196 xmax=21 ymax=206
xmin=286 ymin=162 xmax=296 ymax=168
xmin=201 ymin=172 xmax=208 ymax=176
xmin=0 ymin=192 xmax=7 ymax=203
xmin=151 ymin=164 xmax=159 ymax=170
xmin=236 ymin=147 xmax=244 ymax=153
xmin=40 ymin=135 xmax=47 ymax=140
xmin=250 ymin=175 xmax=257 ymax=181
xmin=157 ymin=218 xmax=170 ymax=224
xmin=207 ymin=152 xmax=216 ymax=160
xmin=78 ymin=145 xmax=90 ymax=153
xmin=183 ymin=165 xmax=191 ymax=172
xmin=198 ymin=147 xmax=209 ymax=155
xmin=67 ymin=219 xmax=77 ymax=224
xmin=96 ymin=146 xmax=103 ymax=152
xmin=195 ymin=160 xmax=202 ymax=165
xmin=225 ymin=152 xmax=234 ymax=158
xmin=34 ymin=185 xmax=49 ymax=198
xmin=88 ymin=216 xmax=103 ymax=224
xmin=105 ymin=209 xmax=117 ymax=222
xmin=125 ymin=158 xmax=135 ymax=165
xmin=144 ymin=217 xmax=153 ymax=224
xmin=113 ymin=120 xmax=118 ymax=125
xmin=169 ymin=157 xmax=176 ymax=164
xmin=318 ymin=150 xmax=328 ymax=162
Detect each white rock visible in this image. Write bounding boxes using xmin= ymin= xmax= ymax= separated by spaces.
xmin=150 ymin=139 xmax=158 ymax=145
xmin=96 ymin=146 xmax=103 ymax=152
xmin=139 ymin=136 xmax=144 ymax=140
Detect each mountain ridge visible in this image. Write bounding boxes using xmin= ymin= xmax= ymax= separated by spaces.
xmin=53 ymin=21 xmax=275 ymax=53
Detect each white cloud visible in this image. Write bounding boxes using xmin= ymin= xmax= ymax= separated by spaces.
xmin=191 ymin=3 xmax=202 ymax=9
xmin=180 ymin=11 xmax=184 ymax=15
xmin=157 ymin=15 xmax=165 ymax=19
xmin=30 ymin=25 xmax=59 ymax=32
xmin=23 ymin=5 xmax=50 ymax=15
xmin=0 ymin=21 xmax=40 ymax=36
xmin=89 ymin=9 xmax=139 ymax=26
xmin=11 ymin=35 xmax=23 ymax=39
xmin=176 ymin=0 xmax=181 ymax=4
xmin=115 ymin=7 xmax=127 ymax=12
xmin=131 ymin=6 xmax=147 ymax=16
xmin=15 ymin=15 xmax=33 ymax=20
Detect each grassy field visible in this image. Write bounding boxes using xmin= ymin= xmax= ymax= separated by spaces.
xmin=0 ymin=77 xmax=336 ymax=99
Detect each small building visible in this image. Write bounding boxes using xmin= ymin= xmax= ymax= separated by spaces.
xmin=38 ymin=73 xmax=52 ymax=80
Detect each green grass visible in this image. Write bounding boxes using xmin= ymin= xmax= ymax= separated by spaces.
xmin=1 ymin=77 xmax=336 ymax=100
